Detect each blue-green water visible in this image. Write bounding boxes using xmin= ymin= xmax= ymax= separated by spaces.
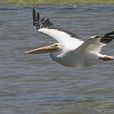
xmin=0 ymin=5 xmax=114 ymax=114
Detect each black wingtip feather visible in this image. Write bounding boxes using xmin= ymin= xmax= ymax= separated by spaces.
xmin=33 ymin=8 xmax=37 ymax=26
xmin=101 ymin=31 xmax=114 ymax=44
xmin=37 ymin=12 xmax=40 ymax=23
xmin=33 ymin=8 xmax=35 ymax=18
xmin=32 ymin=8 xmax=53 ymax=29
xmin=105 ymin=31 xmax=114 ymax=38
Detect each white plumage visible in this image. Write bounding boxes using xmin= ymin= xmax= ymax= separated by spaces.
xmin=25 ymin=9 xmax=114 ymax=68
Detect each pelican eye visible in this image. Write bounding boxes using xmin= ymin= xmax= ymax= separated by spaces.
xmin=54 ymin=43 xmax=62 ymax=50
xmin=55 ymin=44 xmax=58 ymax=47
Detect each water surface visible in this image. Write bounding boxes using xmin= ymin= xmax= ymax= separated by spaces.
xmin=0 ymin=5 xmax=114 ymax=114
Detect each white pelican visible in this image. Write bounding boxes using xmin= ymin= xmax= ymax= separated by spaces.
xmin=25 ymin=8 xmax=114 ymax=68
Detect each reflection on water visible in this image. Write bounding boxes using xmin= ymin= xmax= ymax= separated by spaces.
xmin=0 ymin=5 xmax=114 ymax=114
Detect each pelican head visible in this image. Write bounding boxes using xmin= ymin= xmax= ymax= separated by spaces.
xmin=25 ymin=43 xmax=62 ymax=54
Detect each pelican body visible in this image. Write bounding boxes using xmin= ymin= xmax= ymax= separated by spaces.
xmin=25 ymin=9 xmax=114 ymax=68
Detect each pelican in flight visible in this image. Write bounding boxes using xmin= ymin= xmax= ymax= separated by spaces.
xmin=25 ymin=8 xmax=114 ymax=68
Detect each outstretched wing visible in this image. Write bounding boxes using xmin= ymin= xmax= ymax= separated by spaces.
xmin=77 ymin=31 xmax=114 ymax=53
xmin=32 ymin=8 xmax=83 ymax=47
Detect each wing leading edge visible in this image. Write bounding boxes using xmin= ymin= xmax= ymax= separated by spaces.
xmin=77 ymin=31 xmax=114 ymax=53
xmin=32 ymin=8 xmax=83 ymax=46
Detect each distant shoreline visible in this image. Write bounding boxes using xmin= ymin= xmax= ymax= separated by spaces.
xmin=0 ymin=0 xmax=114 ymax=5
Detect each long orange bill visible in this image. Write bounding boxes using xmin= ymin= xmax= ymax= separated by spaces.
xmin=24 ymin=44 xmax=57 ymax=54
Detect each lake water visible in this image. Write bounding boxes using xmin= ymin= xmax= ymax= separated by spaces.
xmin=0 ymin=5 xmax=114 ymax=114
